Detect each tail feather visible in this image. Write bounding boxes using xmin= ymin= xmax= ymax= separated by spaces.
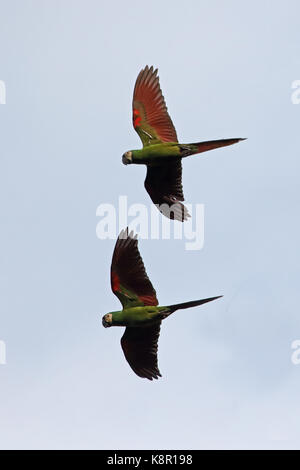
xmin=167 ymin=295 xmax=223 ymax=313
xmin=182 ymin=138 xmax=246 ymax=157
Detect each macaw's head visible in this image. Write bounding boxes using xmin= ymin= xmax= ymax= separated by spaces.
xmin=122 ymin=151 xmax=132 ymax=165
xmin=102 ymin=313 xmax=113 ymax=328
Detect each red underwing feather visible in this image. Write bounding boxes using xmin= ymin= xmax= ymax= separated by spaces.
xmin=110 ymin=229 xmax=158 ymax=308
xmin=132 ymin=65 xmax=178 ymax=145
xmin=133 ymin=108 xmax=142 ymax=128
xmin=111 ymin=271 xmax=120 ymax=293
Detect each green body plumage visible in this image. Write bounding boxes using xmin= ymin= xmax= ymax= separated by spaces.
xmin=108 ymin=306 xmax=165 ymax=327
xmin=131 ymin=142 xmax=181 ymax=165
xmin=123 ymin=139 xmax=244 ymax=167
xmin=121 ymin=65 xmax=246 ymax=222
xmin=103 ymin=229 xmax=223 ymax=380
xmin=104 ymin=296 xmax=222 ymax=329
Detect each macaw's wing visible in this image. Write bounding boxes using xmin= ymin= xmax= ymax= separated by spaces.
xmin=132 ymin=65 xmax=178 ymax=147
xmin=144 ymin=161 xmax=190 ymax=221
xmin=121 ymin=322 xmax=162 ymax=380
xmin=111 ymin=229 xmax=158 ymax=309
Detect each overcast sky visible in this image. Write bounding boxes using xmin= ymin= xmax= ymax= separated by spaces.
xmin=1 ymin=0 xmax=300 ymax=450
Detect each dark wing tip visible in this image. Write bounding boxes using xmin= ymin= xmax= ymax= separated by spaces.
xmin=118 ymin=227 xmax=128 ymax=240
xmin=129 ymin=230 xmax=138 ymax=241
xmin=141 ymin=65 xmax=155 ymax=72
xmin=205 ymin=295 xmax=223 ymax=302
xmin=118 ymin=227 xmax=138 ymax=242
xmin=140 ymin=368 xmax=162 ymax=381
xmin=121 ymin=324 xmax=161 ymax=381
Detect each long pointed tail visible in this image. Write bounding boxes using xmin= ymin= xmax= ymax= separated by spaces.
xmin=181 ymin=138 xmax=246 ymax=157
xmin=167 ymin=295 xmax=223 ymax=314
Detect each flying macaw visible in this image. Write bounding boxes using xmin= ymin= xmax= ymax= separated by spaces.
xmin=102 ymin=229 xmax=222 ymax=380
xmin=122 ymin=65 xmax=246 ymax=221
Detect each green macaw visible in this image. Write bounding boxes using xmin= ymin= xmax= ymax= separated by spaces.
xmin=102 ymin=229 xmax=222 ymax=380
xmin=122 ymin=65 xmax=246 ymax=221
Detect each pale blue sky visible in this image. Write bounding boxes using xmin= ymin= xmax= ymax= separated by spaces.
xmin=1 ymin=0 xmax=300 ymax=450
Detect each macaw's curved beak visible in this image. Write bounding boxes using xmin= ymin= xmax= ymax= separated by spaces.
xmin=122 ymin=151 xmax=132 ymax=165
xmin=102 ymin=313 xmax=112 ymax=328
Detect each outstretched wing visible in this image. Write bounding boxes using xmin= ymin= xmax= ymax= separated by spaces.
xmin=132 ymin=65 xmax=178 ymax=147
xmin=121 ymin=323 xmax=162 ymax=380
xmin=111 ymin=229 xmax=158 ymax=309
xmin=144 ymin=161 xmax=190 ymax=221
